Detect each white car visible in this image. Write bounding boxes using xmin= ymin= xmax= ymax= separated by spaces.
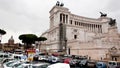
xmin=0 ymin=53 xmax=11 ymax=58
xmin=47 ymin=63 xmax=70 ymax=68
xmin=11 ymin=54 xmax=24 ymax=60
xmin=3 ymin=60 xmax=17 ymax=68
xmin=3 ymin=60 xmax=20 ymax=68
xmin=15 ymin=62 xmax=31 ymax=68
xmin=12 ymin=62 xmax=24 ymax=68
xmin=13 ymin=62 xmax=50 ymax=68
xmin=108 ymin=61 xmax=120 ymax=68
xmin=31 ymin=63 xmax=50 ymax=68
xmin=0 ymin=58 xmax=14 ymax=67
xmin=38 ymin=55 xmax=47 ymax=61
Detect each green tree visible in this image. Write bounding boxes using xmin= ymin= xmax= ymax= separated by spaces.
xmin=37 ymin=37 xmax=47 ymax=41
xmin=0 ymin=29 xmax=6 ymax=43
xmin=36 ymin=37 xmax=47 ymax=50
xmin=19 ymin=34 xmax=37 ymax=49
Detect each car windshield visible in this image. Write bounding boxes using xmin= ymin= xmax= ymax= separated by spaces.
xmin=32 ymin=64 xmax=49 ymax=68
xmin=0 ymin=58 xmax=4 ymax=62
xmin=16 ymin=65 xmax=24 ymax=68
xmin=2 ymin=58 xmax=14 ymax=64
xmin=32 ymin=65 xmax=48 ymax=68
xmin=109 ymin=62 xmax=116 ymax=65
xmin=17 ymin=64 xmax=29 ymax=68
xmin=4 ymin=55 xmax=9 ymax=58
xmin=14 ymin=56 xmax=21 ymax=59
xmin=0 ymin=54 xmax=9 ymax=58
xmin=97 ymin=63 xmax=102 ymax=66
xmin=14 ymin=63 xmax=22 ymax=67
xmin=81 ymin=60 xmax=87 ymax=64
xmin=0 ymin=55 xmax=3 ymax=58
xmin=6 ymin=61 xmax=15 ymax=67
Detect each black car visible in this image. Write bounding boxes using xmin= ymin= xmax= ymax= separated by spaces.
xmin=87 ymin=60 xmax=96 ymax=68
xmin=33 ymin=55 xmax=39 ymax=61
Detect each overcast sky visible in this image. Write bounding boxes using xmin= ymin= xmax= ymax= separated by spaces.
xmin=0 ymin=0 xmax=120 ymax=43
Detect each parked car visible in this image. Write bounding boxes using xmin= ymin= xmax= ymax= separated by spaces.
xmin=0 ymin=53 xmax=11 ymax=59
xmin=33 ymin=55 xmax=39 ymax=61
xmin=96 ymin=61 xmax=107 ymax=68
xmin=79 ymin=59 xmax=88 ymax=67
xmin=86 ymin=60 xmax=96 ymax=68
xmin=11 ymin=54 xmax=24 ymax=60
xmin=38 ymin=55 xmax=48 ymax=61
xmin=48 ymin=56 xmax=60 ymax=63
xmin=0 ymin=58 xmax=14 ymax=66
xmin=14 ymin=62 xmax=50 ymax=68
xmin=16 ymin=62 xmax=31 ymax=68
xmin=69 ymin=59 xmax=78 ymax=66
xmin=31 ymin=63 xmax=50 ymax=68
xmin=12 ymin=62 xmax=24 ymax=68
xmin=108 ymin=61 xmax=120 ymax=68
xmin=3 ymin=60 xmax=18 ymax=68
xmin=63 ymin=58 xmax=72 ymax=64
xmin=47 ymin=63 xmax=70 ymax=68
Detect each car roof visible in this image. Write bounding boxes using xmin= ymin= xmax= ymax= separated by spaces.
xmin=97 ymin=62 xmax=106 ymax=64
xmin=47 ymin=63 xmax=70 ymax=68
xmin=32 ymin=63 xmax=49 ymax=66
xmin=108 ymin=61 xmax=120 ymax=63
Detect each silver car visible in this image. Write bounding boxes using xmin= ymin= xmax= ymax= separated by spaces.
xmin=108 ymin=61 xmax=120 ymax=68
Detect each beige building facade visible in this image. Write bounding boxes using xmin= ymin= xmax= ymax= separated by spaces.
xmin=41 ymin=2 xmax=120 ymax=60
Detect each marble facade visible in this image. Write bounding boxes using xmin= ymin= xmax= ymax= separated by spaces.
xmin=41 ymin=3 xmax=120 ymax=60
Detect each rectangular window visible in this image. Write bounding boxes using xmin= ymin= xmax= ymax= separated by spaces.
xmin=74 ymin=35 xmax=77 ymax=39
xmin=70 ymin=20 xmax=72 ymax=24
xmin=75 ymin=21 xmax=76 ymax=25
xmin=60 ymin=14 xmax=62 ymax=23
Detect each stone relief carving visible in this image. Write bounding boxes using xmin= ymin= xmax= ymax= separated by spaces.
xmin=109 ymin=47 xmax=117 ymax=54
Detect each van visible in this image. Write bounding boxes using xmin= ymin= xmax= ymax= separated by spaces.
xmin=108 ymin=61 xmax=120 ymax=68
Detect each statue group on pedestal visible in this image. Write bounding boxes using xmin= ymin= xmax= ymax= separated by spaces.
xmin=56 ymin=1 xmax=64 ymax=7
xmin=99 ymin=12 xmax=116 ymax=27
xmin=109 ymin=18 xmax=116 ymax=27
xmin=99 ymin=12 xmax=107 ymax=17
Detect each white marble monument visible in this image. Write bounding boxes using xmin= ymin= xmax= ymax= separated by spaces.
xmin=40 ymin=2 xmax=120 ymax=60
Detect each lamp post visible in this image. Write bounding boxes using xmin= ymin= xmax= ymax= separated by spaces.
xmin=35 ymin=41 xmax=38 ymax=49
xmin=67 ymin=46 xmax=71 ymax=55
xmin=64 ymin=39 xmax=67 ymax=54
xmin=46 ymin=47 xmax=50 ymax=55
xmin=84 ymin=29 xmax=87 ymax=42
xmin=35 ymin=41 xmax=40 ymax=52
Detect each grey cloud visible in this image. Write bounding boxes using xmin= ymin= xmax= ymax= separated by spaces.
xmin=0 ymin=0 xmax=15 ymax=11
xmin=0 ymin=0 xmax=120 ymax=43
xmin=0 ymin=0 xmax=39 ymax=20
xmin=106 ymin=0 xmax=120 ymax=12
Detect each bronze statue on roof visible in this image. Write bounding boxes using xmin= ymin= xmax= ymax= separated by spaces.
xmin=109 ymin=18 xmax=116 ymax=27
xmin=56 ymin=1 xmax=64 ymax=7
xmin=99 ymin=12 xmax=107 ymax=17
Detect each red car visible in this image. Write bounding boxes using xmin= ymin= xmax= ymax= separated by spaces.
xmin=64 ymin=58 xmax=72 ymax=64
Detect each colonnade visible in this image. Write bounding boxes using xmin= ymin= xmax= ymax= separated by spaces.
xmin=60 ymin=13 xmax=68 ymax=23
xmin=74 ymin=20 xmax=102 ymax=33
xmin=60 ymin=13 xmax=102 ymax=33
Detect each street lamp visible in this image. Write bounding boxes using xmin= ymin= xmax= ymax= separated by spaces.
xmin=46 ymin=46 xmax=50 ymax=55
xmin=64 ymin=39 xmax=67 ymax=54
xmin=35 ymin=41 xmax=39 ymax=49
